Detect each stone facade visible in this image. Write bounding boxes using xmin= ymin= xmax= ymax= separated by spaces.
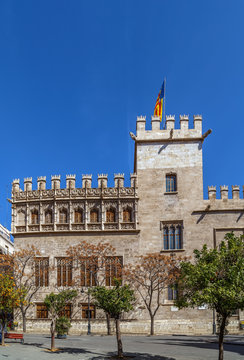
xmin=11 ymin=114 xmax=244 ymax=334
xmin=0 ymin=223 xmax=14 ymax=254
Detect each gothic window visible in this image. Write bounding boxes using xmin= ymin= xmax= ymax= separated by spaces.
xmin=35 ymin=257 xmax=49 ymax=287
xmin=17 ymin=210 xmax=26 ymax=226
xmin=57 ymin=258 xmax=73 ymax=287
xmin=106 ymin=208 xmax=115 ymax=223
xmin=168 ymin=285 xmax=178 ymax=301
xmin=105 ymin=256 xmax=123 ymax=286
xmin=90 ymin=209 xmax=99 ymax=223
xmin=166 ymin=174 xmax=177 ymax=192
xmin=163 ymin=223 xmax=183 ymax=250
xmin=31 ymin=209 xmax=39 ymax=224
xmin=81 ymin=304 xmax=96 ymax=319
xmin=59 ymin=209 xmax=68 ymax=223
xmin=123 ymin=208 xmax=132 ymax=222
xmin=36 ymin=303 xmax=48 ymax=319
xmin=45 ymin=210 xmax=53 ymax=224
xmin=80 ymin=257 xmax=98 ymax=287
xmin=74 ymin=209 xmax=83 ymax=223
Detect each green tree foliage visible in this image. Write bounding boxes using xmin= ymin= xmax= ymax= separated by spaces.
xmin=44 ymin=290 xmax=77 ymax=351
xmin=91 ymin=279 xmax=135 ymax=358
xmin=175 ymin=233 xmax=244 ymax=360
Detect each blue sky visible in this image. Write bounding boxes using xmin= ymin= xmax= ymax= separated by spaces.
xmin=0 ymin=0 xmax=244 ymax=227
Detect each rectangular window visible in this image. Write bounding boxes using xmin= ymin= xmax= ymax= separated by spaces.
xmin=162 ymin=223 xmax=183 ymax=250
xmin=59 ymin=304 xmax=72 ymax=318
xmin=105 ymin=256 xmax=123 ymax=286
xmin=166 ymin=174 xmax=177 ymax=192
xmin=35 ymin=258 xmax=49 ymax=287
xmin=82 ymin=303 xmax=96 ymax=319
xmin=80 ymin=258 xmax=98 ymax=287
xmin=36 ymin=303 xmax=48 ymax=319
xmin=168 ymin=285 xmax=178 ymax=301
xmin=57 ymin=258 xmax=73 ymax=287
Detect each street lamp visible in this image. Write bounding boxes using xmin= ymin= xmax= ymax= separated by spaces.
xmin=81 ymin=288 xmax=91 ymax=335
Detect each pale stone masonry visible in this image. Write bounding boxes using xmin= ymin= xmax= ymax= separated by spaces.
xmin=11 ymin=114 xmax=244 ymax=334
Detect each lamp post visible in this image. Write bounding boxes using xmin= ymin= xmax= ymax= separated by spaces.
xmin=81 ymin=288 xmax=91 ymax=335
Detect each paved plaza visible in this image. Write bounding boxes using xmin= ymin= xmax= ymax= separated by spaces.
xmin=0 ymin=334 xmax=244 ymax=360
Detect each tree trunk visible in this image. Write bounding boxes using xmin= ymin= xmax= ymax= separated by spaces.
xmin=106 ymin=313 xmax=112 ymax=335
xmin=1 ymin=325 xmax=5 ymax=346
xmin=150 ymin=314 xmax=155 ymax=336
xmin=21 ymin=310 xmax=27 ymax=333
xmin=115 ymin=318 xmax=123 ymax=358
xmin=218 ymin=315 xmax=227 ymax=360
xmin=50 ymin=320 xmax=55 ymax=351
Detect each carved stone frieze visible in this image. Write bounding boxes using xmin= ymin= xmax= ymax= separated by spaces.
xmin=120 ymin=202 xmax=134 ymax=209
xmin=56 ymin=202 xmax=69 ymax=210
xmin=56 ymin=189 xmax=70 ymax=197
xmin=71 ymin=224 xmax=85 ymax=231
xmin=121 ymin=223 xmax=135 ymax=230
xmin=42 ymin=190 xmax=54 ymax=198
xmin=87 ymin=202 xmax=101 ymax=210
xmin=28 ymin=225 xmax=40 ymax=232
xmin=27 ymin=190 xmax=40 ymax=199
xmin=102 ymin=188 xmax=118 ymax=196
xmin=104 ymin=223 xmax=119 ymax=230
xmin=119 ymin=188 xmax=135 ymax=196
xmin=41 ymin=224 xmax=54 ymax=232
xmin=16 ymin=192 xmax=27 ymax=200
xmin=16 ymin=226 xmax=26 ymax=232
xmin=87 ymin=188 xmax=101 ymax=197
xmin=56 ymin=224 xmax=69 ymax=231
xmin=104 ymin=201 xmax=118 ymax=209
xmin=70 ymin=188 xmax=86 ymax=197
xmin=87 ymin=224 xmax=102 ymax=230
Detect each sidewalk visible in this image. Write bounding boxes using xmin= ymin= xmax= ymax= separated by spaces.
xmin=0 ymin=334 xmax=243 ymax=360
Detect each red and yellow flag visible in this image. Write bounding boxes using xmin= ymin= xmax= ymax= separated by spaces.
xmin=154 ymin=81 xmax=165 ymax=121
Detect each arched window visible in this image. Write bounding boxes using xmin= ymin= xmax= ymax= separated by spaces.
xmin=17 ymin=210 xmax=26 ymax=226
xmin=59 ymin=209 xmax=68 ymax=223
xmin=123 ymin=208 xmax=132 ymax=222
xmin=169 ymin=226 xmax=175 ymax=250
xmin=31 ymin=209 xmax=39 ymax=224
xmin=163 ymin=227 xmax=169 ymax=250
xmin=166 ymin=174 xmax=177 ymax=192
xmin=74 ymin=209 xmax=83 ymax=223
xmin=45 ymin=210 xmax=53 ymax=224
xmin=175 ymin=226 xmax=181 ymax=249
xmin=90 ymin=209 xmax=99 ymax=223
xmin=106 ymin=208 xmax=115 ymax=223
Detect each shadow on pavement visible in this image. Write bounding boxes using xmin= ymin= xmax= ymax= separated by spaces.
xmin=91 ymin=353 xmax=175 ymax=360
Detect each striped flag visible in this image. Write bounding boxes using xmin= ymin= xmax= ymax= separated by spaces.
xmin=154 ymin=81 xmax=165 ymax=121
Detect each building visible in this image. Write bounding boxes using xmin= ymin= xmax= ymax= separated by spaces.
xmin=11 ymin=114 xmax=244 ymax=334
xmin=0 ymin=224 xmax=14 ymax=254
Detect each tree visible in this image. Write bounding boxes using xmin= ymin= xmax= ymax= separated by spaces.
xmin=67 ymin=241 xmax=122 ymax=335
xmin=124 ymin=253 xmax=182 ymax=335
xmin=175 ymin=233 xmax=244 ymax=360
xmin=0 ymin=245 xmax=41 ymax=332
xmin=44 ymin=289 xmax=77 ymax=351
xmin=0 ymin=273 xmax=25 ymax=346
xmin=90 ymin=280 xmax=135 ymax=358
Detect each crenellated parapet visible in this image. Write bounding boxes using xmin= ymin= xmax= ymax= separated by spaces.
xmin=135 ymin=114 xmax=204 ymax=141
xmin=11 ymin=174 xmax=138 ymax=234
xmin=208 ymin=185 xmax=244 ymax=201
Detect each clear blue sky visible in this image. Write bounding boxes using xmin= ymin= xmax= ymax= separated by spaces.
xmin=0 ymin=0 xmax=244 ymax=227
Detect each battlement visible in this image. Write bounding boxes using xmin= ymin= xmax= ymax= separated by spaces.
xmin=12 ymin=173 xmax=137 ymax=195
xmin=135 ymin=114 xmax=203 ymax=141
xmin=208 ymin=185 xmax=244 ymax=200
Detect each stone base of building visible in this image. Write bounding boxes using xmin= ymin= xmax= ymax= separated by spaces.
xmin=17 ymin=319 xmax=242 ymax=336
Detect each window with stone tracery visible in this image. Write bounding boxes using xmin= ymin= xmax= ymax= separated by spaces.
xmin=59 ymin=209 xmax=68 ymax=223
xmin=105 ymin=256 xmax=123 ymax=286
xmin=122 ymin=208 xmax=132 ymax=222
xmin=74 ymin=209 xmax=83 ymax=223
xmin=45 ymin=210 xmax=53 ymax=224
xmin=17 ymin=210 xmax=26 ymax=226
xmin=57 ymin=257 xmax=73 ymax=286
xmin=90 ymin=209 xmax=99 ymax=223
xmin=106 ymin=208 xmax=115 ymax=223
xmin=31 ymin=209 xmax=39 ymax=224
xmin=163 ymin=223 xmax=183 ymax=250
xmin=35 ymin=257 xmax=49 ymax=287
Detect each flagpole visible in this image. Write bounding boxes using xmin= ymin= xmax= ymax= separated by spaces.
xmin=163 ymin=77 xmax=166 ymax=129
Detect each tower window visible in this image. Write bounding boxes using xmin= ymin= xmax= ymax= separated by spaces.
xmin=59 ymin=209 xmax=68 ymax=223
xmin=123 ymin=208 xmax=132 ymax=222
xmin=74 ymin=209 xmax=83 ymax=223
xmin=162 ymin=223 xmax=183 ymax=250
xmin=166 ymin=174 xmax=177 ymax=192
xmin=31 ymin=210 xmax=39 ymax=224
